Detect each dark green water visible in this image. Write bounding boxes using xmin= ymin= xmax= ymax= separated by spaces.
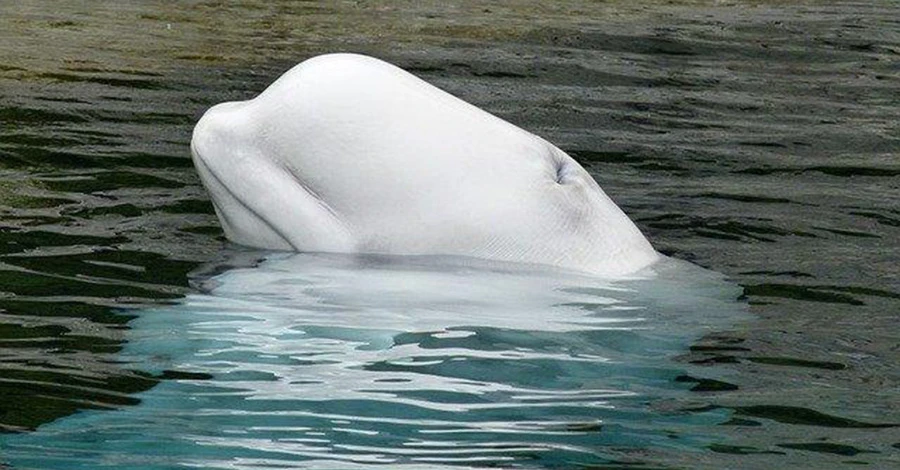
xmin=0 ymin=1 xmax=898 ymax=468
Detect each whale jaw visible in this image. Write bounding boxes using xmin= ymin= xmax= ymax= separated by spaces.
xmin=191 ymin=101 xmax=356 ymax=253
xmin=191 ymin=53 xmax=658 ymax=277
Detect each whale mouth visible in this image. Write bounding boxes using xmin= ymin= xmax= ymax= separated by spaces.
xmin=190 ymin=100 xmax=356 ymax=253
xmin=190 ymin=133 xmax=296 ymax=251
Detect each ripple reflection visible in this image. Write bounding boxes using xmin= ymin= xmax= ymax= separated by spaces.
xmin=3 ymin=252 xmax=744 ymax=468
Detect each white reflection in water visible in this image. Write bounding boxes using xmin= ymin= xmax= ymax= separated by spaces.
xmin=3 ymin=252 xmax=746 ymax=469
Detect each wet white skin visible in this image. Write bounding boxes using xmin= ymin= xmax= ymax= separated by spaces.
xmin=191 ymin=53 xmax=658 ymax=276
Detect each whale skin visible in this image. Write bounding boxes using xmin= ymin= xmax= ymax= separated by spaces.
xmin=190 ymin=53 xmax=659 ymax=276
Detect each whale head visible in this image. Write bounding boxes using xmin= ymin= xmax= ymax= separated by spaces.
xmin=191 ymin=53 xmax=658 ymax=276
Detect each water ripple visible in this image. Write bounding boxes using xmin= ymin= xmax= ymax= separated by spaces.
xmin=0 ymin=252 xmax=744 ymax=468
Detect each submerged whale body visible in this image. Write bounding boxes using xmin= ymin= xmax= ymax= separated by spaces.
xmin=191 ymin=53 xmax=658 ymax=276
xmin=0 ymin=250 xmax=746 ymax=469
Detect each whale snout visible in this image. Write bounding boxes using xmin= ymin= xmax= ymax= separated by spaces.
xmin=191 ymin=101 xmax=247 ymax=167
xmin=191 ymin=102 xmax=301 ymax=251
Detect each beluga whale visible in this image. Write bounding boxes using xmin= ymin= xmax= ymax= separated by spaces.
xmin=191 ymin=53 xmax=659 ymax=276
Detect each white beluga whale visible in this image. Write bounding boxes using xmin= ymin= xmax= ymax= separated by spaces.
xmin=191 ymin=53 xmax=659 ymax=276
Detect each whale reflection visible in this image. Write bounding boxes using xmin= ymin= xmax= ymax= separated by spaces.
xmin=2 ymin=252 xmax=745 ymax=469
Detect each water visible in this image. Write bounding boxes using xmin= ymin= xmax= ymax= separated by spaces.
xmin=1 ymin=0 xmax=898 ymax=468
xmin=2 ymin=252 xmax=746 ymax=469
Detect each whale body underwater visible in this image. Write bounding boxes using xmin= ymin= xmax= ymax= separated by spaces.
xmin=191 ymin=53 xmax=659 ymax=276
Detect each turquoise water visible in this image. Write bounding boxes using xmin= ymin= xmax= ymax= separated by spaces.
xmin=2 ymin=253 xmax=744 ymax=468
xmin=1 ymin=1 xmax=898 ymax=468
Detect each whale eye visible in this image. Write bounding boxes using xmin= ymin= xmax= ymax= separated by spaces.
xmin=545 ymin=145 xmax=574 ymax=185
xmin=555 ymin=160 xmax=566 ymax=184
xmin=554 ymin=155 xmax=575 ymax=185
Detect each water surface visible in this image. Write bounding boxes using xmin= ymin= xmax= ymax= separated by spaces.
xmin=3 ymin=252 xmax=747 ymax=468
